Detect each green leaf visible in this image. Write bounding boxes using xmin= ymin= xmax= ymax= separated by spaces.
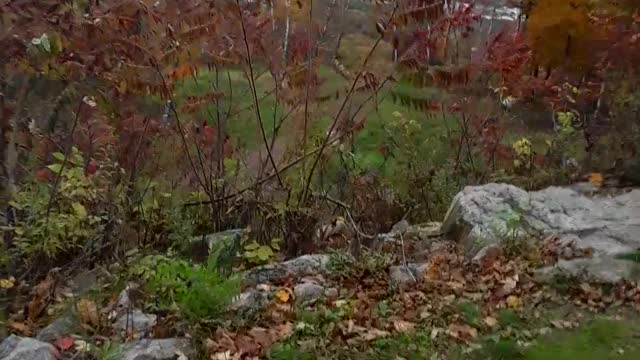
xmin=40 ymin=34 xmax=51 ymax=52
xmin=72 ymin=202 xmax=87 ymax=218
xmin=255 ymin=246 xmax=274 ymax=261
xmin=52 ymin=152 xmax=66 ymax=162
xmin=47 ymin=163 xmax=63 ymax=174
xmin=244 ymin=241 xmax=260 ymax=251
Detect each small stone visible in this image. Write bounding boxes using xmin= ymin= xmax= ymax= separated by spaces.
xmin=0 ymin=335 xmax=60 ymax=360
xmin=294 ymin=282 xmax=325 ymax=304
xmin=389 ymin=263 xmax=428 ymax=286
xmin=36 ymin=315 xmax=79 ymax=342
xmin=114 ymin=309 xmax=157 ymax=339
xmin=324 ymin=287 xmax=339 ymax=299
xmin=230 ymin=289 xmax=271 ymax=311
xmin=122 ymin=338 xmax=194 ymax=360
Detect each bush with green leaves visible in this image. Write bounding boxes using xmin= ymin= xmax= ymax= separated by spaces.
xmin=2 ymin=147 xmax=103 ymax=262
xmin=138 ymin=254 xmax=240 ymax=321
xmin=382 ymin=111 xmax=464 ymax=220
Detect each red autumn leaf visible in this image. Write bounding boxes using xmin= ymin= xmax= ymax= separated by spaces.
xmin=35 ymin=168 xmax=53 ymax=182
xmin=85 ymin=160 xmax=97 ymax=176
xmin=54 ymin=336 xmax=74 ymax=351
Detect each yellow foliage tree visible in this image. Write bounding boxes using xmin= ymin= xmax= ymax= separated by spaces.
xmin=526 ymin=0 xmax=595 ymax=73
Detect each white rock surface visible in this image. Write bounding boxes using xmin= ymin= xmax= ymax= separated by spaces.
xmin=122 ymin=338 xmax=194 ymax=360
xmin=0 ymin=335 xmax=59 ymax=360
xmin=441 ymin=183 xmax=640 ymax=257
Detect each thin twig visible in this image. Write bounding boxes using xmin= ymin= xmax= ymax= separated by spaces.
xmin=45 ymin=98 xmax=84 ymax=221
xmin=400 ymin=232 xmax=417 ymax=283
xmin=236 ymin=0 xmax=284 ymax=187
xmin=300 ymin=4 xmax=399 ymax=204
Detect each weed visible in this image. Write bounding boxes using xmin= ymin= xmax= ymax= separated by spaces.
xmin=370 ymin=330 xmax=431 ymax=360
xmin=268 ymin=342 xmax=315 ymax=360
xmin=458 ymin=301 xmax=481 ymax=327
xmin=140 ymin=255 xmax=240 ymax=321
xmin=92 ymin=340 xmax=124 ymax=360
xmin=525 ymin=318 xmax=640 ymax=360
xmin=476 ymin=338 xmax=523 ymax=360
xmin=3 ymin=147 xmax=104 ymax=262
xmin=497 ymin=308 xmax=521 ymax=328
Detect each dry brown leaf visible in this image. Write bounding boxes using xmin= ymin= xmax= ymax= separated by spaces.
xmin=494 ymin=276 xmax=518 ymax=298
xmin=393 ymin=320 xmax=416 ymax=333
xmin=77 ymin=299 xmax=100 ymax=328
xmin=27 ymin=271 xmax=58 ymax=322
xmin=483 ymin=316 xmax=498 ymax=328
xmin=235 ymin=335 xmax=260 ymax=357
xmin=8 ymin=320 xmax=32 ymax=336
xmin=248 ymin=327 xmax=272 ymax=348
xmin=359 ymin=328 xmax=391 ymax=341
xmin=447 ymin=323 xmax=478 ymax=341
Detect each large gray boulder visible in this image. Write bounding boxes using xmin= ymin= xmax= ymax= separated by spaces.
xmin=0 ymin=336 xmax=59 ymax=360
xmin=441 ymin=183 xmax=640 ymax=257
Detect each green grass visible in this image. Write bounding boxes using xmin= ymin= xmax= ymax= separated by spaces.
xmin=266 ymin=316 xmax=640 ymax=360
xmin=525 ymin=318 xmax=640 ymax=360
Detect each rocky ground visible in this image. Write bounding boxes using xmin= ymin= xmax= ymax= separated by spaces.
xmin=2 ymin=183 xmax=640 ymax=359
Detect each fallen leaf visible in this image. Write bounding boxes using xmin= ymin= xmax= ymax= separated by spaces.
xmin=0 ymin=276 xmax=15 ymax=289
xmin=483 ymin=316 xmax=498 ymax=328
xmin=393 ymin=320 xmax=416 ymax=333
xmin=54 ymin=336 xmax=74 ymax=351
xmin=275 ymin=288 xmax=293 ymax=303
xmin=235 ymin=335 xmax=260 ymax=357
xmin=73 ymin=339 xmax=92 ymax=352
xmin=430 ymin=327 xmax=441 ymax=339
xmin=589 ymin=172 xmax=603 ymax=188
xmin=506 ymin=295 xmax=521 ymax=309
xmin=248 ymin=327 xmax=273 ymax=348
xmin=77 ymin=299 xmax=100 ymax=328
xmin=494 ymin=277 xmax=518 ymax=298
xmin=359 ymin=328 xmax=390 ymax=341
xmin=8 ymin=321 xmax=31 ymax=336
xmin=212 ymin=350 xmax=235 ymax=360
xmin=447 ymin=323 xmax=478 ymax=341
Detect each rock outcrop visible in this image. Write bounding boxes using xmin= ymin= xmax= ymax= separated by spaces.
xmin=441 ymin=183 xmax=640 ymax=283
xmin=0 ymin=335 xmax=59 ymax=360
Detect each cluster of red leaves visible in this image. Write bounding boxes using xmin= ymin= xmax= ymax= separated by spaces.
xmin=485 ymin=31 xmax=532 ymax=86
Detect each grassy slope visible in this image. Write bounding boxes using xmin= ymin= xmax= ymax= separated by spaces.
xmin=268 ymin=315 xmax=640 ymax=360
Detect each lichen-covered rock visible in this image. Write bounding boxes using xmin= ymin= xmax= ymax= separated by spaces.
xmin=230 ymin=288 xmax=272 ymax=311
xmin=535 ymin=257 xmax=640 ymax=284
xmin=441 ymin=183 xmax=640 ymax=258
xmin=244 ymin=254 xmax=330 ymax=286
xmin=122 ymin=338 xmax=194 ymax=360
xmin=0 ymin=335 xmax=59 ymax=360
xmin=378 ymin=222 xmax=443 ymax=243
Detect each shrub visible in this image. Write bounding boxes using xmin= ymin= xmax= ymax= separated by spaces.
xmin=141 ymin=255 xmax=240 ymax=321
xmin=3 ymin=147 xmax=104 ymax=263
